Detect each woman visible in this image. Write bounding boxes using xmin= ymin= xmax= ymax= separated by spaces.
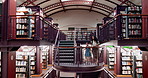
xmin=90 ymin=36 xmax=99 ymax=63
xmin=85 ymin=42 xmax=92 ymax=63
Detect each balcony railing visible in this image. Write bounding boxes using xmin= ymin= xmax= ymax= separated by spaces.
xmin=60 ymin=30 xmax=96 ymax=41
xmin=98 ymin=14 xmax=148 ymax=42
xmin=54 ymin=46 xmax=103 ymax=71
xmin=9 ymin=15 xmax=42 ymax=40
xmin=53 ymin=29 xmax=103 ymax=72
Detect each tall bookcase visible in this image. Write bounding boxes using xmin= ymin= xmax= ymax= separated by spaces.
xmin=107 ymin=46 xmax=115 ymax=70
xmin=133 ymin=49 xmax=143 ymax=78
xmin=16 ymin=46 xmax=36 ymax=78
xmin=121 ymin=6 xmax=142 ymax=38
xmin=16 ymin=53 xmax=28 ymax=78
xmin=30 ymin=52 xmax=36 ymax=75
xmin=16 ymin=7 xmax=35 ymax=39
xmin=67 ymin=27 xmax=96 ymax=41
xmin=42 ymin=51 xmax=48 ymax=69
xmin=121 ymin=47 xmax=133 ymax=75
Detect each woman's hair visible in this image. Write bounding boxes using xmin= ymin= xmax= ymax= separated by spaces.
xmin=90 ymin=36 xmax=98 ymax=43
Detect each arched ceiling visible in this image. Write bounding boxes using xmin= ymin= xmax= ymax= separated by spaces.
xmin=16 ymin=0 xmax=142 ymax=29
xmin=17 ymin=0 xmax=142 ymax=17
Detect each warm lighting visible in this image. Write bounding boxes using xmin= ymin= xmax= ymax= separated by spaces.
xmin=2 ymin=0 xmax=5 ymax=3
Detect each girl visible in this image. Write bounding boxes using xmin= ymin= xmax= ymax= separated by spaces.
xmin=85 ymin=42 xmax=92 ymax=63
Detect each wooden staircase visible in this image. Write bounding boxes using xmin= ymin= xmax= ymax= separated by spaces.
xmin=55 ymin=40 xmax=75 ymax=64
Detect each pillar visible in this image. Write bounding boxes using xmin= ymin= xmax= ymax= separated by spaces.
xmin=35 ymin=46 xmax=42 ymax=74
xmin=142 ymin=0 xmax=148 ymax=38
xmin=114 ymin=47 xmax=121 ymax=75
xmin=1 ymin=48 xmax=16 ymax=78
xmin=142 ymin=51 xmax=148 ymax=78
xmin=103 ymin=46 xmax=107 ymax=64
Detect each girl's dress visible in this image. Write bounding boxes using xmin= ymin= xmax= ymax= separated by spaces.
xmin=85 ymin=48 xmax=91 ymax=57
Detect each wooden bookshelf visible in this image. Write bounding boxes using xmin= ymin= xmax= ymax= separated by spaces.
xmin=107 ymin=46 xmax=115 ymax=70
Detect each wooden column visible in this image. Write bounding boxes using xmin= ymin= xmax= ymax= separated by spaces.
xmin=142 ymin=0 xmax=148 ymax=38
xmin=35 ymin=46 xmax=42 ymax=74
xmin=114 ymin=47 xmax=121 ymax=75
xmin=48 ymin=45 xmax=53 ymax=64
xmin=103 ymin=46 xmax=107 ymax=64
xmin=1 ymin=48 xmax=16 ymax=78
xmin=142 ymin=51 xmax=148 ymax=78
xmin=2 ymin=0 xmax=16 ymax=41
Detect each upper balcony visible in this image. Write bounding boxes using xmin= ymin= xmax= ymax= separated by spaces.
xmin=0 ymin=14 xmax=66 ymax=46
xmin=97 ymin=14 xmax=148 ymax=47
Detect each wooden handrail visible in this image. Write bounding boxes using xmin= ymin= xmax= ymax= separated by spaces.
xmin=59 ymin=30 xmax=96 ymax=31
xmin=101 ymin=14 xmax=148 ymax=27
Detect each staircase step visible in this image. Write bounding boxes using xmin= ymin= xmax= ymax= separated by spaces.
xmin=59 ymin=48 xmax=74 ymax=50
xmin=59 ymin=43 xmax=74 ymax=45
xmin=56 ymin=40 xmax=75 ymax=64
xmin=56 ymin=56 xmax=74 ymax=59
xmin=60 ymin=40 xmax=74 ymax=43
xmin=59 ymin=52 xmax=74 ymax=55
xmin=59 ymin=50 xmax=74 ymax=52
xmin=56 ymin=56 xmax=74 ymax=58
xmin=59 ymin=45 xmax=74 ymax=47
xmin=55 ymin=59 xmax=74 ymax=62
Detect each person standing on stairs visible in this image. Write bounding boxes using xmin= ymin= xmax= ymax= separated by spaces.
xmin=90 ymin=35 xmax=99 ymax=63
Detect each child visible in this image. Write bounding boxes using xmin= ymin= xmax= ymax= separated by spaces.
xmin=85 ymin=42 xmax=92 ymax=63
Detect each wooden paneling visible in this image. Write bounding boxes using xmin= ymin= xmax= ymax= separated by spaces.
xmin=142 ymin=51 xmax=148 ymax=78
xmin=35 ymin=46 xmax=42 ymax=74
xmin=2 ymin=50 xmax=16 ymax=78
xmin=114 ymin=47 xmax=121 ymax=75
xmin=142 ymin=0 xmax=148 ymax=38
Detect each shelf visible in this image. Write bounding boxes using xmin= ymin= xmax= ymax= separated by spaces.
xmin=128 ymin=10 xmax=141 ymax=12
xmin=122 ymin=64 xmax=132 ymax=66
xmin=136 ymin=66 xmax=142 ymax=68
xmin=109 ymin=56 xmax=114 ymax=58
xmin=16 ymin=72 xmax=27 ymax=74
xmin=109 ymin=60 xmax=114 ymax=62
xmin=16 ymin=65 xmax=27 ymax=67
xmin=128 ymin=23 xmax=142 ymax=24
xmin=30 ymin=65 xmax=35 ymax=66
xmin=16 ymin=59 xmax=28 ymax=61
xmin=16 ymin=23 xmax=29 ymax=24
xmin=122 ymin=55 xmax=132 ymax=57
xmin=122 ymin=60 xmax=133 ymax=61
xmin=137 ymin=72 xmax=143 ymax=74
xmin=122 ymin=69 xmax=132 ymax=71
xmin=136 ymin=60 xmax=142 ymax=61
xmin=129 ymin=29 xmax=141 ymax=30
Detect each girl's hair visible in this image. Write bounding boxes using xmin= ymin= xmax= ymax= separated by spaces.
xmin=91 ymin=36 xmax=98 ymax=42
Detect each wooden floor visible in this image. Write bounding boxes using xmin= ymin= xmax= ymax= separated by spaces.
xmin=31 ymin=66 xmax=53 ymax=78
